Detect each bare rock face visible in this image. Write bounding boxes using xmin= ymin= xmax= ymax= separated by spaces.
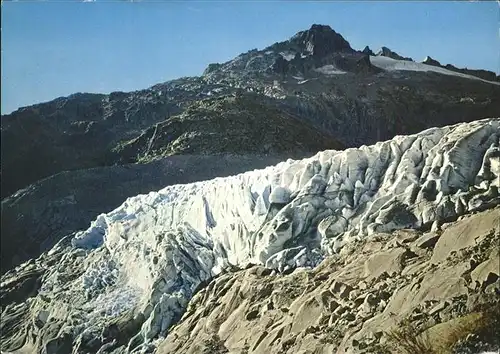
xmin=289 ymin=24 xmax=354 ymax=57
xmin=443 ymin=64 xmax=498 ymax=82
xmin=157 ymin=208 xmax=500 ymax=354
xmin=430 ymin=209 xmax=499 ymax=264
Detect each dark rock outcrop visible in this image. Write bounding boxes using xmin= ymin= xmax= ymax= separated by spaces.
xmin=423 ymin=55 xmax=442 ymax=67
xmin=421 ymin=57 xmax=498 ymax=82
xmin=289 ymin=24 xmax=354 ymax=57
xmin=376 ymin=46 xmax=413 ymax=61
xmin=443 ymin=64 xmax=498 ymax=81
xmin=362 ymin=45 xmax=375 ymax=56
xmin=271 ymin=55 xmax=289 ymax=75
xmin=203 ymin=63 xmax=223 ymax=75
xmin=156 ymin=208 xmax=500 ymax=354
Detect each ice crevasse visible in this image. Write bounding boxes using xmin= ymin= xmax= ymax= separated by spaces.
xmin=67 ymin=118 xmax=499 ymax=348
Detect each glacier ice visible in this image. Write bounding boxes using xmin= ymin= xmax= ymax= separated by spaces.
xmin=43 ymin=119 xmax=500 ymax=351
xmin=370 ymin=55 xmax=500 ymax=85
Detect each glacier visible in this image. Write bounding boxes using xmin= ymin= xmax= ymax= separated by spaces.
xmin=370 ymin=55 xmax=500 ymax=85
xmin=36 ymin=118 xmax=500 ymax=352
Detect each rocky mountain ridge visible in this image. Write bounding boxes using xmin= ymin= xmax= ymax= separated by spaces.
xmin=2 ymin=24 xmax=499 ymax=199
xmin=1 ymin=27 xmax=499 ymax=354
xmin=158 ymin=208 xmax=499 ymax=354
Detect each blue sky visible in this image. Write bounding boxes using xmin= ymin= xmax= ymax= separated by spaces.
xmin=1 ymin=1 xmax=498 ymax=114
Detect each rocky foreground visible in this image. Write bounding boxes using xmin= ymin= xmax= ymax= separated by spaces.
xmin=159 ymin=207 xmax=499 ymax=354
xmin=2 ymin=208 xmax=499 ymax=354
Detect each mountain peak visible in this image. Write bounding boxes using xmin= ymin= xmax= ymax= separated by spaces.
xmin=362 ymin=46 xmax=375 ymax=56
xmin=290 ymin=24 xmax=353 ymax=56
xmin=309 ymin=23 xmax=335 ymax=32
xmin=376 ymin=46 xmax=413 ymax=61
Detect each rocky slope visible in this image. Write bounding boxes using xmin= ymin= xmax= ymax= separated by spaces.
xmin=112 ymin=94 xmax=343 ymax=164
xmin=1 ymin=118 xmax=499 ymax=354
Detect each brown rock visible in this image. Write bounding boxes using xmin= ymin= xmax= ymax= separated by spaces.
xmin=363 ymin=248 xmax=407 ymax=279
xmin=470 ymin=252 xmax=500 ymax=289
xmin=431 ymin=208 xmax=499 ymax=264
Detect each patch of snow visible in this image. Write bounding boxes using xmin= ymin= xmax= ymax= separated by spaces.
xmin=280 ymin=51 xmax=296 ymax=61
xmin=314 ymin=64 xmax=346 ymax=75
xmin=370 ymin=56 xmax=500 ymax=85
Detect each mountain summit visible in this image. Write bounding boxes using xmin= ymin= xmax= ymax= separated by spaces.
xmin=376 ymin=46 xmax=413 ymax=61
xmin=288 ymin=24 xmax=354 ymax=56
